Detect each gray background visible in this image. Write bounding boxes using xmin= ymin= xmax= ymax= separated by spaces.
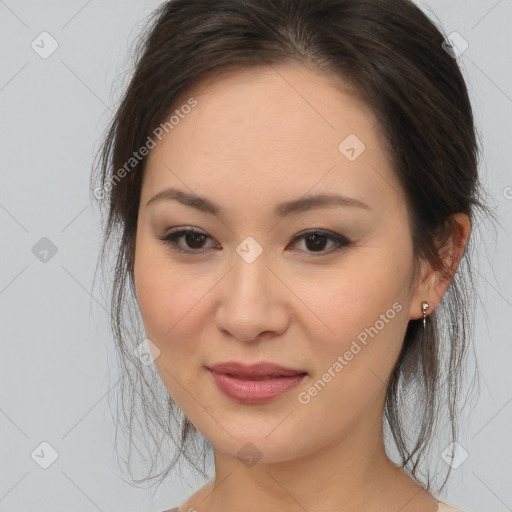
xmin=0 ymin=1 xmax=510 ymax=511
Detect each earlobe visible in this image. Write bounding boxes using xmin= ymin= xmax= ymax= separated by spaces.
xmin=408 ymin=212 xmax=472 ymax=321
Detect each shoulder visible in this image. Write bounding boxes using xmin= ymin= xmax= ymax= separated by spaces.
xmin=437 ymin=501 xmax=466 ymax=512
xmin=165 ymin=502 xmax=467 ymax=512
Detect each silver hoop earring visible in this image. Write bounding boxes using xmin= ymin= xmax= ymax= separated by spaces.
xmin=422 ymin=302 xmax=429 ymax=329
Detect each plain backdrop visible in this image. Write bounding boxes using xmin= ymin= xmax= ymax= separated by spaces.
xmin=0 ymin=1 xmax=511 ymax=511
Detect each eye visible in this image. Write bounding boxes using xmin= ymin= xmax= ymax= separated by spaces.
xmin=157 ymin=227 xmax=351 ymax=256
xmin=288 ymin=229 xmax=351 ymax=255
xmin=158 ymin=227 xmax=219 ymax=254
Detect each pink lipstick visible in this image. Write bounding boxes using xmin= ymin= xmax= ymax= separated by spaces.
xmin=208 ymin=361 xmax=307 ymax=404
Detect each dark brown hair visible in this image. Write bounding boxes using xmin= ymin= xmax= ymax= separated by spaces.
xmin=91 ymin=0 xmax=494 ymax=495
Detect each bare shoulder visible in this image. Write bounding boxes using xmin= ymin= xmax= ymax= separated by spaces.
xmin=163 ymin=480 xmax=214 ymax=512
xmin=165 ymin=498 xmax=465 ymax=512
xmin=437 ymin=502 xmax=466 ymax=512
xmin=162 ymin=505 xmax=202 ymax=511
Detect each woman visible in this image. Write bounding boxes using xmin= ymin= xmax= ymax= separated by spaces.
xmin=91 ymin=0 xmax=491 ymax=510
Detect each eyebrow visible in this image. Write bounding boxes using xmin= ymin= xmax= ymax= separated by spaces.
xmin=146 ymin=187 xmax=371 ymax=217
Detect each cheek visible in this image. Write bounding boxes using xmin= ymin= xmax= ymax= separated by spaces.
xmin=133 ymin=245 xmax=207 ymax=407
xmin=133 ymin=245 xmax=168 ymax=337
xmin=134 ymin=239 xmax=187 ymax=346
xmin=133 ymin=238 xmax=215 ymax=365
xmin=296 ymin=255 xmax=412 ymax=375
xmin=293 ymin=278 xmax=410 ymax=435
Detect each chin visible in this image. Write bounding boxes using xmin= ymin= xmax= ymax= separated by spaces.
xmin=200 ymin=423 xmax=319 ymax=466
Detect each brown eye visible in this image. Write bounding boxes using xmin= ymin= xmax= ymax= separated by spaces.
xmin=304 ymin=233 xmax=329 ymax=252
xmin=289 ymin=230 xmax=351 ymax=255
xmin=159 ymin=228 xmax=218 ymax=254
xmin=182 ymin=231 xmax=208 ymax=249
xmin=158 ymin=228 xmax=350 ymax=256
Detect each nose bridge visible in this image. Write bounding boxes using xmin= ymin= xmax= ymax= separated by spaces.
xmin=215 ymin=238 xmax=288 ymax=340
xmin=229 ymin=239 xmax=271 ymax=307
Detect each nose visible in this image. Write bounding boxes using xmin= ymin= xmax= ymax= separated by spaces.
xmin=214 ymin=251 xmax=290 ymax=342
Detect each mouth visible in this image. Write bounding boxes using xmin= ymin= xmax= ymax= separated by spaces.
xmin=207 ymin=362 xmax=308 ymax=404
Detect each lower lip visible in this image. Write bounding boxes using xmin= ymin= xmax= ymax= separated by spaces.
xmin=208 ymin=369 xmax=306 ymax=404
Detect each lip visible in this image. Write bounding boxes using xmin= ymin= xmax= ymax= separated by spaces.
xmin=209 ymin=361 xmax=307 ymax=378
xmin=207 ymin=362 xmax=308 ymax=404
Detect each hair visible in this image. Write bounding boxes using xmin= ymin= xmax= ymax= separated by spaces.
xmin=90 ymin=0 xmax=495 ymax=496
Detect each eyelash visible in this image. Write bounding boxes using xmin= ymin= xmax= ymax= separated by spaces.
xmin=157 ymin=227 xmax=351 ymax=256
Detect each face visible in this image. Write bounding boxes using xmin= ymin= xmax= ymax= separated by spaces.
xmin=133 ymin=63 xmax=423 ymax=464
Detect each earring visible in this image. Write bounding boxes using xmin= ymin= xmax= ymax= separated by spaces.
xmin=422 ymin=302 xmax=429 ymax=329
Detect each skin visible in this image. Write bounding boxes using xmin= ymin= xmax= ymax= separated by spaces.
xmin=133 ymin=63 xmax=471 ymax=512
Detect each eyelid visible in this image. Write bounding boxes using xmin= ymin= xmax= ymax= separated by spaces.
xmin=159 ymin=227 xmax=218 ymax=254
xmin=158 ymin=227 xmax=351 ymax=256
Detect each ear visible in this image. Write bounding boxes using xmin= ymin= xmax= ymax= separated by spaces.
xmin=408 ymin=212 xmax=472 ymax=321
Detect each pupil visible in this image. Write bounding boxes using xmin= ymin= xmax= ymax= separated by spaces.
xmin=306 ymin=234 xmax=326 ymax=251
xmin=187 ymin=232 xmax=205 ymax=248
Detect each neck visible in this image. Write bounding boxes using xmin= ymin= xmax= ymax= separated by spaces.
xmin=195 ymin=393 xmax=435 ymax=512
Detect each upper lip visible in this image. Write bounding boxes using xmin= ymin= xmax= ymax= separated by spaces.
xmin=208 ymin=361 xmax=307 ymax=378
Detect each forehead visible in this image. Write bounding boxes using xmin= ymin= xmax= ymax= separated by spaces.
xmin=142 ymin=63 xmax=402 ymax=215
xmin=167 ymin=63 xmax=380 ymax=155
